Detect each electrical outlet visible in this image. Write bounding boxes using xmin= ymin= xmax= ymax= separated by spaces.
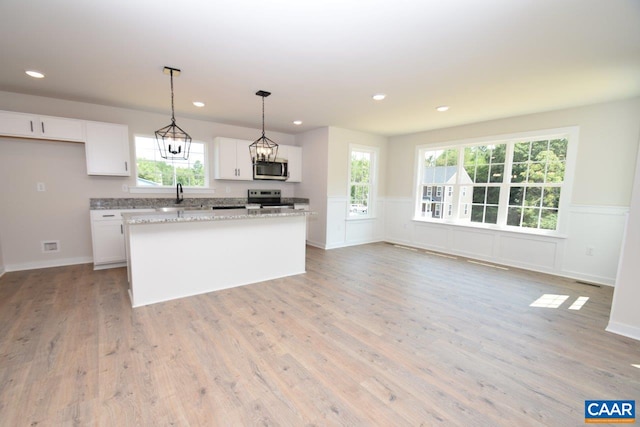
xmin=586 ymin=246 xmax=595 ymax=256
xmin=37 ymin=182 xmax=46 ymax=192
xmin=122 ymin=184 xmax=129 ymax=192
xmin=225 ymin=186 xmax=231 ymax=194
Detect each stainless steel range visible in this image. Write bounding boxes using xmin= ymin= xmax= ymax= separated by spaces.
xmin=247 ymin=189 xmax=293 ymax=208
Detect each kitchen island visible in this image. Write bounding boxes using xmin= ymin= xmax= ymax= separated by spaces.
xmin=122 ymin=208 xmax=314 ymax=307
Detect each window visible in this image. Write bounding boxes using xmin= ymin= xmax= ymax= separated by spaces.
xmin=349 ymin=145 xmax=378 ymax=217
xmin=135 ymin=136 xmax=207 ymax=187
xmin=415 ymin=129 xmax=575 ymax=233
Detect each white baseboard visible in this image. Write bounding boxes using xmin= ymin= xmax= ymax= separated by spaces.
xmin=606 ymin=321 xmax=640 ymax=342
xmin=5 ymin=256 xmax=93 ymax=272
xmin=0 ymin=266 xmax=5 ymax=278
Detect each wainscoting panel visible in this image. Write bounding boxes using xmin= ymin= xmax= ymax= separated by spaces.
xmin=383 ymin=198 xmax=627 ymax=285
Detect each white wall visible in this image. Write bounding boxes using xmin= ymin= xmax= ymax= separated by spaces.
xmin=608 ymin=142 xmax=640 ymax=340
xmin=0 ymin=91 xmax=297 ymax=271
xmin=296 ymin=127 xmax=329 ymax=248
xmin=385 ymin=97 xmax=640 ymax=285
xmin=325 ymin=127 xmax=387 ymax=249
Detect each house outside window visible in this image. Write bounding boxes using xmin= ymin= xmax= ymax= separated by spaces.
xmin=349 ymin=145 xmax=378 ymax=218
xmin=135 ymin=136 xmax=207 ymax=187
xmin=414 ymin=128 xmax=576 ymax=234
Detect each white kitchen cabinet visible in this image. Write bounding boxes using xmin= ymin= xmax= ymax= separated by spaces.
xmin=213 ymin=137 xmax=254 ymax=180
xmin=279 ymin=145 xmax=302 ymax=182
xmin=90 ymin=209 xmax=153 ymax=269
xmin=85 ymin=121 xmax=130 ymax=176
xmin=0 ymin=110 xmax=84 ymax=142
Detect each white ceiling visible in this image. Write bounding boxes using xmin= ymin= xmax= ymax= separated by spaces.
xmin=1 ymin=0 xmax=639 ymax=136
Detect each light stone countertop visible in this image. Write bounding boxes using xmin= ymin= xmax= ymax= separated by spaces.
xmin=122 ymin=208 xmax=315 ymax=225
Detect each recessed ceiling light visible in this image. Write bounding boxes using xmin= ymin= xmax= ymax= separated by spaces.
xmin=436 ymin=105 xmax=449 ymax=112
xmin=193 ymin=101 xmax=205 ymax=107
xmin=293 ymin=120 xmax=302 ymax=125
xmin=25 ymin=70 xmax=45 ymax=79
xmin=372 ymin=93 xmax=386 ymax=101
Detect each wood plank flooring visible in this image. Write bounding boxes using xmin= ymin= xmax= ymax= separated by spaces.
xmin=1 ymin=242 xmax=639 ymax=426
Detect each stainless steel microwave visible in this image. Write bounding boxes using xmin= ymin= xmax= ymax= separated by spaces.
xmin=253 ymin=159 xmax=288 ymax=181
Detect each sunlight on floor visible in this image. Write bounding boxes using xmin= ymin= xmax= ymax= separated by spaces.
xmin=530 ymin=294 xmax=569 ymax=308
xmin=568 ymin=296 xmax=589 ymax=310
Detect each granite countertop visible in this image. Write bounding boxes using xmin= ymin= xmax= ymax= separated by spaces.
xmin=90 ymin=197 xmax=309 ymax=210
xmin=122 ymin=208 xmax=315 ymax=225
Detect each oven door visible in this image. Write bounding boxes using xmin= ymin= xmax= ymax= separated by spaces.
xmin=253 ymin=160 xmax=288 ymax=180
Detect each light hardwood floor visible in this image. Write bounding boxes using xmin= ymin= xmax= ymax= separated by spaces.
xmin=0 ymin=243 xmax=639 ymax=426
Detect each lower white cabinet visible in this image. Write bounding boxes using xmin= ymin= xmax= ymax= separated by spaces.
xmin=90 ymin=209 xmax=153 ymax=269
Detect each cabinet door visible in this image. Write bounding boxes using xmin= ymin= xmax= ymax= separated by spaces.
xmin=39 ymin=116 xmax=84 ymax=141
xmin=285 ymin=146 xmax=302 ymax=182
xmin=213 ymin=137 xmax=254 ymax=181
xmin=0 ymin=110 xmax=38 ymax=137
xmin=92 ymin=219 xmax=126 ymax=264
xmin=85 ymin=122 xmax=131 ymax=176
xmin=214 ymin=137 xmax=240 ymax=179
xmin=235 ymin=139 xmax=254 ymax=181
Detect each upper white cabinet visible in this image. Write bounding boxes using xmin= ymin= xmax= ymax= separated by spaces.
xmin=213 ymin=137 xmax=254 ymax=180
xmin=278 ymin=145 xmax=302 ymax=182
xmin=0 ymin=110 xmax=130 ymax=176
xmin=0 ymin=110 xmax=84 ymax=142
xmin=85 ymin=121 xmax=131 ymax=176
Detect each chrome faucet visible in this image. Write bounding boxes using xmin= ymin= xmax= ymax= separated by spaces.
xmin=176 ymin=183 xmax=184 ymax=204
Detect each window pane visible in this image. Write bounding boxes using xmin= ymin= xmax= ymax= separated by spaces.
xmin=475 ymin=165 xmax=489 ymax=183
xmin=550 ymin=138 xmax=568 ymax=160
xmin=513 ymin=142 xmax=530 ymax=163
xmin=540 ymin=209 xmax=558 ymax=230
xmin=542 ymin=187 xmax=561 ymax=209
xmin=135 ymin=136 xmax=206 ymax=187
xmin=486 ymin=187 xmax=500 ymax=204
xmin=473 ymin=186 xmax=486 ymax=204
xmin=509 ymin=187 xmax=524 ymax=206
xmin=511 ymin=163 xmax=527 ymax=183
xmin=524 ymin=187 xmax=542 ymax=207
xmin=546 ymin=159 xmax=565 ymax=182
xmin=531 ymin=140 xmax=549 ymax=160
xmin=507 ymin=207 xmax=522 ymax=226
xmin=491 ymin=144 xmax=507 ymax=163
xmin=527 ymin=162 xmax=546 ymax=183
xmin=471 ymin=205 xmax=484 ymax=222
xmin=489 ymin=164 xmax=504 ymax=183
xmin=522 ymin=208 xmax=540 ymax=228
xmin=485 ymin=206 xmax=498 ymax=224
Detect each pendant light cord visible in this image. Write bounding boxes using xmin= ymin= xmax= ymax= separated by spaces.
xmin=261 ymin=96 xmax=266 ymax=138
xmin=170 ymin=70 xmax=176 ymax=124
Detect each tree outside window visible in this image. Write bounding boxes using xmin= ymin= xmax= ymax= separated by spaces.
xmin=349 ymin=147 xmax=377 ymax=217
xmin=135 ymin=136 xmax=206 ymax=187
xmin=416 ymin=132 xmax=571 ymax=233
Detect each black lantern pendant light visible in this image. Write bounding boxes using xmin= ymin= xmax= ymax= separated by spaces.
xmin=249 ymin=90 xmax=278 ymax=164
xmin=155 ymin=66 xmax=192 ymax=160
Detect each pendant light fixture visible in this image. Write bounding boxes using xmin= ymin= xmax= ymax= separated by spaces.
xmin=249 ymin=90 xmax=278 ymax=164
xmin=155 ymin=66 xmax=192 ymax=160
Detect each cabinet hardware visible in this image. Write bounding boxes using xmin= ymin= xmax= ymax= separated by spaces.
xmin=120 ymin=224 xmax=123 ymax=234
xmin=125 ymin=161 xmax=128 ymax=171
xmin=30 ymin=121 xmax=33 ymax=132
xmin=102 ymin=214 xmax=116 ymax=217
xmin=41 ymin=122 xmax=45 ymax=133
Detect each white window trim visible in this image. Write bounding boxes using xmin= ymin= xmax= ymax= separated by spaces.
xmin=412 ymin=126 xmax=579 ymax=236
xmin=347 ymin=144 xmax=379 ymax=219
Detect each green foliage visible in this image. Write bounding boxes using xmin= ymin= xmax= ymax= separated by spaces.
xmin=137 ymin=159 xmax=205 ymax=186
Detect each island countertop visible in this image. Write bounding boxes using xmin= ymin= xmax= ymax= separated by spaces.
xmin=122 ymin=208 xmax=315 ymax=225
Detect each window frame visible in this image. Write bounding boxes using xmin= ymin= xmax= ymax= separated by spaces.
xmin=347 ymin=144 xmax=379 ymax=219
xmin=412 ymin=127 xmax=578 ymax=236
xmin=131 ymin=134 xmax=209 ymax=191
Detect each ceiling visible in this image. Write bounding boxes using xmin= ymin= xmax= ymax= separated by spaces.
xmin=1 ymin=0 xmax=639 ymax=136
